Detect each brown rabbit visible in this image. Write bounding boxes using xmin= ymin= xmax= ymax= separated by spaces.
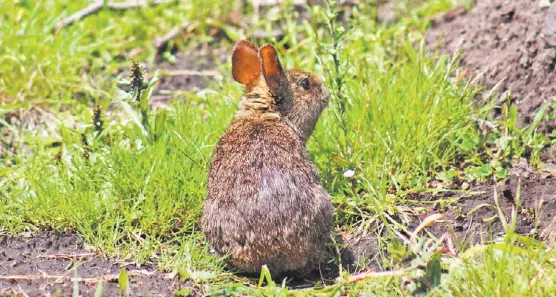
xmin=201 ymin=40 xmax=333 ymax=275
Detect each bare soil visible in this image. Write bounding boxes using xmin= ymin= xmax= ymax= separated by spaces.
xmin=424 ymin=170 xmax=556 ymax=246
xmin=425 ymin=0 xmax=556 ymax=140
xmin=0 ymin=232 xmax=184 ymax=297
xmin=155 ymin=47 xmax=223 ymax=93
xmin=149 ymin=45 xmax=228 ymax=109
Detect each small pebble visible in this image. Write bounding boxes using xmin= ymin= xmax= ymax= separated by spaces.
xmin=343 ymin=169 xmax=355 ymax=178
xmin=461 ymin=182 xmax=470 ymax=190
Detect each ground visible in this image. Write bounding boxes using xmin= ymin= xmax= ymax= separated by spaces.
xmin=1 ymin=1 xmax=555 ymax=296
xmin=0 ymin=232 xmax=179 ymax=297
xmin=425 ymin=0 xmax=556 ymax=153
xmin=151 ymin=46 xmax=227 ymax=109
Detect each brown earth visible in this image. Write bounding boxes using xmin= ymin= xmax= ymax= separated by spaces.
xmin=424 ymin=169 xmax=556 ymax=246
xmin=0 ymin=231 xmax=345 ymax=294
xmin=149 ymin=45 xmax=228 ymax=109
xmin=425 ymin=0 xmax=556 ymax=142
xmin=0 ymin=232 xmax=187 ymax=297
xmin=155 ymin=47 xmax=223 ymax=93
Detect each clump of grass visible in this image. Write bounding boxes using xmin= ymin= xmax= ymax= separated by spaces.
xmin=306 ymin=1 xmax=485 ymax=225
xmin=435 ymin=237 xmax=555 ymax=297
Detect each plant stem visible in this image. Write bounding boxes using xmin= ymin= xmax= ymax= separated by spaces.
xmin=325 ymin=0 xmax=349 ymax=136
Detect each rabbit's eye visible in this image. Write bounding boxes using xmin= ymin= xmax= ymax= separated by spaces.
xmin=300 ymin=78 xmax=310 ymax=90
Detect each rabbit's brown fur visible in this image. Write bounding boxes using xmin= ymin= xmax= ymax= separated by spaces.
xmin=201 ymin=40 xmax=333 ymax=275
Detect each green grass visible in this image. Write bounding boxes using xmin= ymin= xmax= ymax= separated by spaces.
xmin=1 ymin=0 xmax=554 ymax=296
xmin=436 ymin=236 xmax=555 ymax=297
xmin=0 ymin=0 xmax=234 ymax=103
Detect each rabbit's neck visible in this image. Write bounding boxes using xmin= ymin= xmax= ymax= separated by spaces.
xmin=237 ymin=83 xmax=277 ymax=116
xmin=238 ymin=94 xmax=275 ymax=115
xmin=235 ymin=83 xmax=306 ymax=144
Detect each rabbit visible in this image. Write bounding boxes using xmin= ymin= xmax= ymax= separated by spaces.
xmin=201 ymin=40 xmax=333 ymax=275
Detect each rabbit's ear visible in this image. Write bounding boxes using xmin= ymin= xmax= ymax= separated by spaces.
xmin=259 ymin=44 xmax=285 ymax=96
xmin=232 ymin=40 xmax=261 ymax=86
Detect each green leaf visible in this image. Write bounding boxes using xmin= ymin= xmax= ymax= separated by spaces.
xmin=189 ymin=270 xmax=216 ymax=282
xmin=118 ymin=269 xmax=129 ymax=297
xmin=495 ymin=166 xmax=509 ymax=179
xmin=177 ymin=265 xmax=190 ymax=281
xmin=174 ymin=288 xmax=193 ymax=296
xmin=426 ymin=253 xmax=442 ymax=286
xmin=479 ymin=164 xmax=492 ymax=177
xmin=119 ymin=101 xmax=149 ymax=137
xmin=527 ymin=101 xmax=550 ymax=137
xmin=257 ymin=265 xmax=275 ymax=288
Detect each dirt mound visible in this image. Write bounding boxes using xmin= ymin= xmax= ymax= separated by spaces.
xmin=0 ymin=232 xmax=184 ymax=297
xmin=425 ymin=0 xmax=556 ymax=130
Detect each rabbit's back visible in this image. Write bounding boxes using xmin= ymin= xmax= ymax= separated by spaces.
xmin=201 ymin=114 xmax=333 ymax=274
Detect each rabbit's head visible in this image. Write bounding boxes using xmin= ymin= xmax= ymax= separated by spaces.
xmin=232 ymin=40 xmax=329 ymax=143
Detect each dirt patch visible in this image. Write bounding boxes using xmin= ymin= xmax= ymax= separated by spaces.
xmin=425 ymin=0 xmax=556 ymax=133
xmin=421 ymin=170 xmax=556 ymax=250
xmin=0 ymin=232 xmax=185 ymax=297
xmin=0 ymin=231 xmax=343 ymax=294
xmin=150 ymin=45 xmax=228 ymax=109
xmin=155 ymin=47 xmax=223 ymax=93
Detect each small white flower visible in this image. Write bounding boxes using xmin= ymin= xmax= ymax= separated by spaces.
xmin=343 ymin=169 xmax=355 ymax=178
